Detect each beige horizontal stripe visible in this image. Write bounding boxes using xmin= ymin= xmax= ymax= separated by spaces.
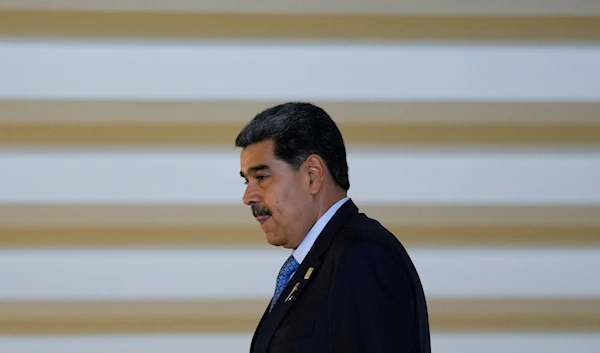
xmin=1 ymin=225 xmax=598 ymax=248
xmin=1 ymin=299 xmax=598 ymax=334
xmin=2 ymin=123 xmax=600 ymax=146
xmin=1 ymin=205 xmax=598 ymax=247
xmin=2 ymin=205 xmax=598 ymax=227
xmin=429 ymin=298 xmax=600 ymax=332
xmin=2 ymin=101 xmax=599 ymax=146
xmin=2 ymin=101 xmax=600 ymax=124
xmin=0 ymin=11 xmax=599 ymax=41
xmin=0 ymin=300 xmax=259 ymax=334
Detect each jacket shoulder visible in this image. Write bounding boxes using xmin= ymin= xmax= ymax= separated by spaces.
xmin=328 ymin=212 xmax=423 ymax=276
xmin=336 ymin=212 xmax=403 ymax=252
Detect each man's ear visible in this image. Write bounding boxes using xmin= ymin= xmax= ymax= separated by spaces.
xmin=305 ymin=155 xmax=325 ymax=194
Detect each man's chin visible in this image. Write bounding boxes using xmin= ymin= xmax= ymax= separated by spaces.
xmin=264 ymin=232 xmax=286 ymax=247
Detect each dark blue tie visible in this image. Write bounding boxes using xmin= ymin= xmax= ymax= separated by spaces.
xmin=270 ymin=255 xmax=299 ymax=311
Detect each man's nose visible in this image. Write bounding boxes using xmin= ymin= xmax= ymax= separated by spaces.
xmin=242 ymin=184 xmax=259 ymax=206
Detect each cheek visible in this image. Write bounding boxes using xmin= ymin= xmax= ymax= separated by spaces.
xmin=269 ymin=188 xmax=293 ymax=215
xmin=268 ymin=184 xmax=306 ymax=219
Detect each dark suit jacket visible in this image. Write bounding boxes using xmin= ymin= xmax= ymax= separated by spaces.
xmin=250 ymin=199 xmax=431 ymax=353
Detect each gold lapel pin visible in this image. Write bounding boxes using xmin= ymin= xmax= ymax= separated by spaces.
xmin=285 ymin=282 xmax=300 ymax=302
xmin=304 ymin=267 xmax=314 ymax=280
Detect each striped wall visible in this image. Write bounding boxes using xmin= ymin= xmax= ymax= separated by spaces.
xmin=1 ymin=6 xmax=599 ymax=353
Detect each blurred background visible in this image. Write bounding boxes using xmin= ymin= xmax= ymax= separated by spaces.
xmin=0 ymin=1 xmax=599 ymax=352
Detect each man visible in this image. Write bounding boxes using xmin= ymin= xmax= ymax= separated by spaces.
xmin=236 ymin=102 xmax=430 ymax=353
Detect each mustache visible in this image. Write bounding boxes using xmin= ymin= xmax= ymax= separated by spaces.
xmin=252 ymin=204 xmax=272 ymax=217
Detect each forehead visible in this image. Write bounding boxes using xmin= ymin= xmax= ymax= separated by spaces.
xmin=240 ymin=140 xmax=281 ymax=174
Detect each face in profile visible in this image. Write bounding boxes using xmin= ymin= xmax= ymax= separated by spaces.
xmin=239 ymin=140 xmax=315 ymax=248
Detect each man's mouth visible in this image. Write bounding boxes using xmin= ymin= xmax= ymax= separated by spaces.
xmin=255 ymin=215 xmax=271 ymax=224
xmin=252 ymin=205 xmax=272 ymax=224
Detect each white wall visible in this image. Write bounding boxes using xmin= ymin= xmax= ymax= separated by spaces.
xmin=1 ymin=333 xmax=600 ymax=353
xmin=1 ymin=247 xmax=599 ymax=300
xmin=1 ymin=148 xmax=599 ymax=204
xmin=1 ymin=5 xmax=599 ymax=353
xmin=1 ymin=41 xmax=599 ymax=101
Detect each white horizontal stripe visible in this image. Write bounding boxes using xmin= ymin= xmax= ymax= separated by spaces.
xmin=432 ymin=333 xmax=600 ymax=353
xmin=1 ymin=0 xmax=599 ymax=15
xmin=1 ymin=41 xmax=599 ymax=101
xmin=0 ymin=247 xmax=598 ymax=300
xmin=1 ymin=333 xmax=600 ymax=353
xmin=1 ymin=148 xmax=599 ymax=205
xmin=0 ymin=248 xmax=287 ymax=300
xmin=0 ymin=334 xmax=253 ymax=353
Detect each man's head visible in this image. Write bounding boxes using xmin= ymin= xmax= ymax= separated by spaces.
xmin=236 ymin=102 xmax=349 ymax=248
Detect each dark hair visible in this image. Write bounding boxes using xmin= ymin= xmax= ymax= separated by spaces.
xmin=235 ymin=102 xmax=350 ymax=191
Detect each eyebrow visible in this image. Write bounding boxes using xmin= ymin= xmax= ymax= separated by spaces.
xmin=240 ymin=164 xmax=271 ymax=178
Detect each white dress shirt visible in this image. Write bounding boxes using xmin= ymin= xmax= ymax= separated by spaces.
xmin=292 ymin=196 xmax=350 ymax=265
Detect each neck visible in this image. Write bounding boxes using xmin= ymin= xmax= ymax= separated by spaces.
xmin=286 ymin=189 xmax=346 ymax=250
xmin=314 ymin=188 xmax=347 ymax=221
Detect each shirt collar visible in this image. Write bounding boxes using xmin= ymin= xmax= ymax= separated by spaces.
xmin=292 ymin=197 xmax=350 ymax=265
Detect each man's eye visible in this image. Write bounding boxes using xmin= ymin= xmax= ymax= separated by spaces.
xmin=257 ymin=175 xmax=267 ymax=180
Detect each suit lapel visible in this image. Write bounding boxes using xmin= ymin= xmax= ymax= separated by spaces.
xmin=253 ymin=199 xmax=359 ymax=353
